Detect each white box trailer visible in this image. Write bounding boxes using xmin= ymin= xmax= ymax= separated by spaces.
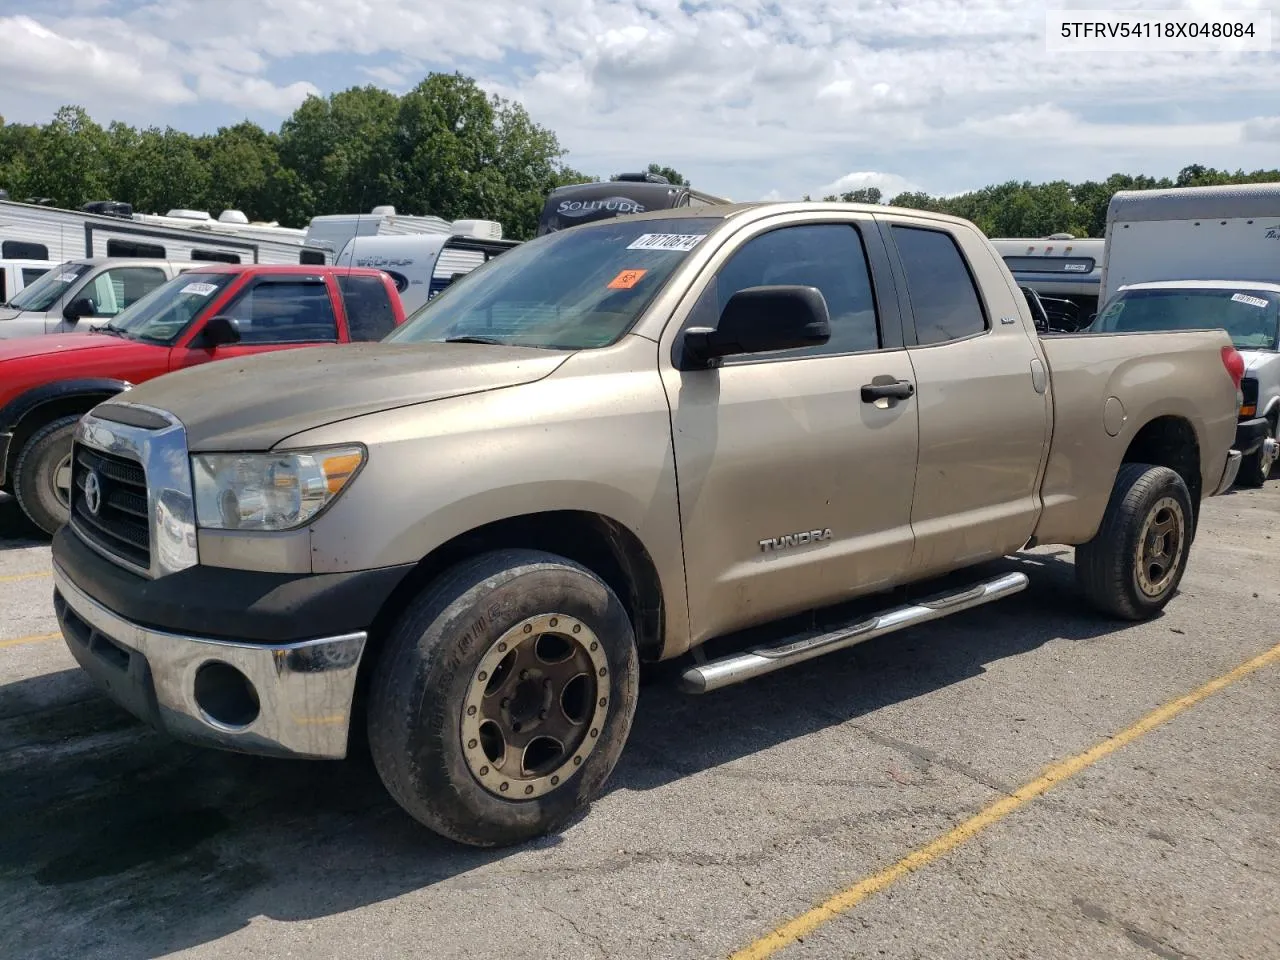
xmin=0 ymin=199 xmax=331 ymax=266
xmin=1100 ymin=181 xmax=1280 ymax=304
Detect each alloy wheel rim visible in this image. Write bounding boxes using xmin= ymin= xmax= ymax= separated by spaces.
xmin=1135 ymin=496 xmax=1185 ymax=598
xmin=460 ymin=613 xmax=610 ymax=800
xmin=52 ymin=453 xmax=73 ymax=509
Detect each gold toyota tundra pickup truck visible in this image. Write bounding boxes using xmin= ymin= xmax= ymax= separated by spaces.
xmin=50 ymin=201 xmax=1244 ymax=847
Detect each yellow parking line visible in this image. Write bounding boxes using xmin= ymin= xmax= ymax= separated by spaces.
xmin=0 ymin=571 xmax=51 ymax=585
xmin=731 ymin=639 xmax=1280 ymax=960
xmin=0 ymin=631 xmax=62 ymax=649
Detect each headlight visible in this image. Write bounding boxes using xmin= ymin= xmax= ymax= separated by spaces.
xmin=191 ymin=446 xmax=365 ymax=531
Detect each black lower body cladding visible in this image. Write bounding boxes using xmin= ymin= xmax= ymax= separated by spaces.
xmin=50 ymin=525 xmax=414 ymax=643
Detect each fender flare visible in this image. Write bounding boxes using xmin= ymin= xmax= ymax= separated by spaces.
xmin=0 ymin=378 xmax=131 ymax=483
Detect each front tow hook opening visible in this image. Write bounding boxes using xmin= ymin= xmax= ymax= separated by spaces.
xmin=193 ymin=661 xmax=261 ymax=730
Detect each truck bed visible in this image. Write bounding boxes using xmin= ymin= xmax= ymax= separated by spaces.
xmin=1033 ymin=329 xmax=1239 ymax=545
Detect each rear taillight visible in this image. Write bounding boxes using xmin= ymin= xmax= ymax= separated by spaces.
xmin=1221 ymin=346 xmax=1245 ymax=390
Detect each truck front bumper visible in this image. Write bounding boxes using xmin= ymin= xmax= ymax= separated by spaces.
xmin=54 ymin=561 xmax=367 ymax=759
xmin=1235 ymin=416 xmax=1271 ymax=457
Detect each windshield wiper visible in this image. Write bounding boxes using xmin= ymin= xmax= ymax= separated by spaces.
xmin=442 ymin=335 xmax=508 ymax=345
xmin=93 ymin=323 xmax=129 ymax=338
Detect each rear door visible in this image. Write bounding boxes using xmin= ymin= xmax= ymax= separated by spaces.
xmin=170 ymin=274 xmax=342 ymax=370
xmin=878 ymin=216 xmax=1051 ymax=577
xmin=661 ymin=213 xmax=920 ymax=643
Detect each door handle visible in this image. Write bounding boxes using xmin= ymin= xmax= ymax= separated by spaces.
xmin=860 ymin=379 xmax=915 ymax=402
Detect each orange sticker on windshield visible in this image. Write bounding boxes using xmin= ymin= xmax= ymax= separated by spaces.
xmin=607 ymin=269 xmax=647 ymax=289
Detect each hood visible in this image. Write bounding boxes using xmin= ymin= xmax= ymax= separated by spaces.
xmin=103 ymin=341 xmax=574 ymax=450
xmin=0 ymin=331 xmax=139 ymax=363
xmin=1243 ymin=349 xmax=1280 ymax=375
xmin=0 ymin=307 xmax=22 ymax=322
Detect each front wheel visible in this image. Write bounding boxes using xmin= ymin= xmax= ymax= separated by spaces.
xmin=12 ymin=414 xmax=81 ymax=536
xmin=1075 ymin=463 xmax=1193 ymax=621
xmin=367 ymin=549 xmax=639 ymax=848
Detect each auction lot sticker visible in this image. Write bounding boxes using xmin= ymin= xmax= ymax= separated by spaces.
xmin=1231 ymin=292 xmax=1270 ymax=309
xmin=626 ymin=233 xmax=707 ymax=252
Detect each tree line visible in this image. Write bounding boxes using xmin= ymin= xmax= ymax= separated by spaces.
xmin=811 ymin=162 xmax=1280 ymax=238
xmin=1 ymin=68 xmax=1277 ymax=241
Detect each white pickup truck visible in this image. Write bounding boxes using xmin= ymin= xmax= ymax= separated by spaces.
xmin=1096 ymin=182 xmax=1280 ymax=486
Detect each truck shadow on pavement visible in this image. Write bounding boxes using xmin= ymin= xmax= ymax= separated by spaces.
xmin=0 ymin=549 xmax=1140 ymax=959
xmin=0 ymin=494 xmax=46 ymax=550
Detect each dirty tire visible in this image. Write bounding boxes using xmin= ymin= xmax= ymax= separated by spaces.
xmin=1235 ymin=419 xmax=1275 ymax=488
xmin=367 ymin=548 xmax=639 ymax=848
xmin=12 ymin=414 xmax=81 ymax=536
xmin=1075 ymin=463 xmax=1193 ymax=621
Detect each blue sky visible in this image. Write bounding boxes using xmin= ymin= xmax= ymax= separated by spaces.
xmin=2 ymin=0 xmax=1279 ymax=209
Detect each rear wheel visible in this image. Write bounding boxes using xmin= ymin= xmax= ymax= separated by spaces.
xmin=1076 ymin=463 xmax=1193 ymax=621
xmin=367 ymin=548 xmax=639 ymax=847
xmin=1236 ymin=418 xmax=1276 ymax=488
xmin=12 ymin=414 xmax=81 ymax=536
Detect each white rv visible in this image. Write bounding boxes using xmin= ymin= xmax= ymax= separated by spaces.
xmin=334 ymin=219 xmax=516 ymax=315
xmin=0 ymin=198 xmax=330 ymax=266
xmin=990 ymin=235 xmax=1103 ymax=330
xmin=1095 ymin=181 xmax=1280 ymax=486
xmin=305 ymin=205 xmax=504 ymax=263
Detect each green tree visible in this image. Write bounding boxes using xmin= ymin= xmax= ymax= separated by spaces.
xmin=22 ymin=106 xmax=112 ymax=207
xmin=279 ymin=85 xmax=401 ymax=220
xmin=822 ymin=187 xmax=883 ymax=203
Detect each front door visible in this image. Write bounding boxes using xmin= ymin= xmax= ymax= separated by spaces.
xmin=661 ymin=217 xmax=920 ymax=644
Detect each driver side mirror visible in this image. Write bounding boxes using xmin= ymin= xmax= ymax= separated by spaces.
xmin=682 ymin=285 xmax=831 ymax=368
xmin=200 ymin=314 xmax=241 ymax=347
xmin=63 ymin=297 xmax=94 ymax=323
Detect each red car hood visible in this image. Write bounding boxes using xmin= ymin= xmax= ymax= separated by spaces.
xmin=0 ymin=332 xmax=142 ymax=364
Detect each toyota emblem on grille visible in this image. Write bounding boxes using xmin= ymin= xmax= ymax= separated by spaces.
xmin=84 ymin=470 xmax=103 ymax=516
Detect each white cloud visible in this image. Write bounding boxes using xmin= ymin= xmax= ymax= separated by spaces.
xmin=1243 ymin=116 xmax=1280 ymax=142
xmin=0 ymin=14 xmax=194 ymax=107
xmin=2 ymin=1 xmax=1279 ymax=202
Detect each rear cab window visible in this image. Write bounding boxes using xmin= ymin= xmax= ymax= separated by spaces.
xmin=337 ymin=273 xmax=399 ymax=341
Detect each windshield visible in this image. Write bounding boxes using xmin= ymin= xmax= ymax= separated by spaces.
xmin=1092 ymin=287 xmax=1280 ymax=350
xmin=108 ymin=271 xmax=236 ymax=343
xmin=387 ymin=216 xmax=723 ymax=349
xmin=5 ymin=261 xmax=90 ymax=311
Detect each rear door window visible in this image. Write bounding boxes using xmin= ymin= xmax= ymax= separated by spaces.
xmin=222 ymin=279 xmax=339 ymax=343
xmin=337 ymin=274 xmax=399 ymax=340
xmin=892 ymin=226 xmax=989 ymax=345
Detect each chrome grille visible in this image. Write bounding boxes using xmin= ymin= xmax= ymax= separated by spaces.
xmin=71 ymin=443 xmax=151 ymax=571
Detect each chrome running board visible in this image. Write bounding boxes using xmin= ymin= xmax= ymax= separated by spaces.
xmin=679 ymin=571 xmax=1029 ymax=693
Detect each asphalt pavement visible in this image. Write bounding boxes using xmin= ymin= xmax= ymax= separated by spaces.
xmin=0 ymin=487 xmax=1276 ymax=960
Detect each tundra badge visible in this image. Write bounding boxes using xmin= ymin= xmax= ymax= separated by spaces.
xmin=760 ymin=528 xmax=833 ymax=552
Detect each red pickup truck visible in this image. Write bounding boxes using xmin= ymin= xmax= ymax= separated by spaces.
xmin=0 ymin=264 xmax=405 ymax=535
